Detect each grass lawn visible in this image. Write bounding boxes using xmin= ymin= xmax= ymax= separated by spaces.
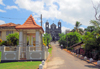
xmin=0 ymin=52 xmax=41 ymax=69
xmin=0 ymin=52 xmax=1 ymax=61
xmin=0 ymin=47 xmax=53 ymax=69
xmin=0 ymin=61 xmax=41 ymax=69
xmin=48 ymin=47 xmax=52 ymax=54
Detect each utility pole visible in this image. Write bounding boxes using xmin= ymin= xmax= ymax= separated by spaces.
xmin=66 ymin=32 xmax=68 ymax=49
xmin=40 ymin=14 xmax=42 ymax=27
xmin=40 ymin=14 xmax=43 ymax=50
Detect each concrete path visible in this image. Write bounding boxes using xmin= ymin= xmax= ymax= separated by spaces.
xmin=47 ymin=42 xmax=100 ymax=69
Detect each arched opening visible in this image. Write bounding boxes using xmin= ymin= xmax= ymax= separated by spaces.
xmin=52 ymin=36 xmax=55 ymax=41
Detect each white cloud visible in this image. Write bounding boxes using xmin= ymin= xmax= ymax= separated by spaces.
xmin=0 ymin=0 xmax=5 ymax=6
xmin=14 ymin=0 xmax=100 ymax=26
xmin=0 ymin=20 xmax=6 ymax=25
xmin=61 ymin=26 xmax=71 ymax=33
xmin=6 ymin=5 xmax=18 ymax=10
xmin=15 ymin=0 xmax=43 ymax=12
xmin=0 ymin=9 xmax=6 ymax=12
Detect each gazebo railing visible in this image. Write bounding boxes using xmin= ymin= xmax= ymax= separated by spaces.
xmin=4 ymin=46 xmax=17 ymax=51
xmin=29 ymin=46 xmax=41 ymax=51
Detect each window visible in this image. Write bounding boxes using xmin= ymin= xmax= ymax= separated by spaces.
xmin=6 ymin=31 xmax=8 ymax=35
xmin=6 ymin=31 xmax=13 ymax=35
xmin=59 ymin=25 xmax=60 ymax=27
xmin=0 ymin=31 xmax=1 ymax=36
xmin=47 ymin=25 xmax=48 ymax=27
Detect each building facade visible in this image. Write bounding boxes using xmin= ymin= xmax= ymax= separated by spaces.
xmin=45 ymin=21 xmax=61 ymax=41
xmin=0 ymin=23 xmax=20 ymax=41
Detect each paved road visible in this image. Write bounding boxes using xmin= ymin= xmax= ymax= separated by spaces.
xmin=47 ymin=42 xmax=100 ymax=69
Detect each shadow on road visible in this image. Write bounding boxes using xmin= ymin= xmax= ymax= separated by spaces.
xmin=85 ymin=65 xmax=100 ymax=69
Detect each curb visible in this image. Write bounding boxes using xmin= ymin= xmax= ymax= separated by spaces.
xmin=63 ymin=49 xmax=100 ymax=67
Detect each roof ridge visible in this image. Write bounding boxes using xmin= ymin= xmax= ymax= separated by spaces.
xmin=23 ymin=15 xmax=38 ymax=26
xmin=15 ymin=15 xmax=43 ymax=32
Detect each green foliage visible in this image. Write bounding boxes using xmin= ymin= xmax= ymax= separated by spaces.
xmin=48 ymin=47 xmax=52 ymax=54
xmin=90 ymin=20 xmax=100 ymax=28
xmin=90 ymin=20 xmax=100 ymax=34
xmin=67 ymin=47 xmax=73 ymax=50
xmin=84 ymin=26 xmax=95 ymax=32
xmin=75 ymin=21 xmax=82 ymax=28
xmin=6 ymin=33 xmax=19 ymax=46
xmin=83 ymin=32 xmax=100 ymax=50
xmin=66 ymin=32 xmax=81 ymax=47
xmin=58 ymin=33 xmax=66 ymax=47
xmin=82 ymin=31 xmax=100 ymax=59
xmin=43 ymin=33 xmax=52 ymax=46
xmin=58 ymin=32 xmax=81 ymax=48
xmin=58 ymin=33 xmax=65 ymax=38
xmin=0 ymin=41 xmax=7 ymax=46
xmin=72 ymin=21 xmax=84 ymax=35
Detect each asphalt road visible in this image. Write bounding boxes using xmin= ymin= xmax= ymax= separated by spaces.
xmin=47 ymin=42 xmax=100 ymax=69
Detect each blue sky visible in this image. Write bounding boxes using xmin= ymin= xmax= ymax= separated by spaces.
xmin=0 ymin=0 xmax=99 ymax=33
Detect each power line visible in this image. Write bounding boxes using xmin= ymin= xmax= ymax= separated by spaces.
xmin=0 ymin=16 xmax=26 ymax=20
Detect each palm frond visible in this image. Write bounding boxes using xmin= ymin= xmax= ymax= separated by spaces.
xmin=90 ymin=20 xmax=99 ymax=28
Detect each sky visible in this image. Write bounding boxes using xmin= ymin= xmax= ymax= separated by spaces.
xmin=0 ymin=0 xmax=100 ymax=33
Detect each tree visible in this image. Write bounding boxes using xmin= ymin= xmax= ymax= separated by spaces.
xmin=90 ymin=20 xmax=100 ymax=34
xmin=90 ymin=20 xmax=100 ymax=28
xmin=43 ymin=33 xmax=52 ymax=48
xmin=91 ymin=0 xmax=100 ymax=20
xmin=58 ymin=33 xmax=67 ymax=48
xmin=84 ymin=26 xmax=96 ymax=32
xmin=82 ymin=32 xmax=100 ymax=59
xmin=72 ymin=21 xmax=84 ymax=35
xmin=6 ymin=33 xmax=19 ymax=46
xmin=66 ymin=32 xmax=81 ymax=47
xmin=58 ymin=32 xmax=81 ymax=48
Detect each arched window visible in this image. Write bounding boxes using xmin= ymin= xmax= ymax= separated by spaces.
xmin=47 ymin=25 xmax=48 ymax=27
xmin=59 ymin=25 xmax=60 ymax=27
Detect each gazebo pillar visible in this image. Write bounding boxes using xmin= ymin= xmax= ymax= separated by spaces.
xmin=29 ymin=35 xmax=31 ymax=45
xmin=19 ymin=31 xmax=23 ymax=47
xmin=36 ymin=31 xmax=40 ymax=51
xmin=23 ymin=32 xmax=27 ymax=46
xmin=31 ymin=35 xmax=33 ymax=46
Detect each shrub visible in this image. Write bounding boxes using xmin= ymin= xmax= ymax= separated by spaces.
xmin=0 ymin=39 xmax=2 ymax=42
xmin=0 ymin=41 xmax=7 ymax=46
xmin=0 ymin=42 xmax=2 ymax=46
xmin=6 ymin=33 xmax=19 ymax=46
xmin=43 ymin=33 xmax=52 ymax=48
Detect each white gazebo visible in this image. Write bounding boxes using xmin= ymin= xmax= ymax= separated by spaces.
xmin=1 ymin=15 xmax=48 ymax=62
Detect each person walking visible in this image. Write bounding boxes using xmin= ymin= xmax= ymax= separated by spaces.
xmin=61 ymin=44 xmax=63 ymax=49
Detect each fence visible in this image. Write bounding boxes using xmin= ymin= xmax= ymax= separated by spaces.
xmin=1 ymin=46 xmax=20 ymax=60
xmin=1 ymin=45 xmax=48 ymax=61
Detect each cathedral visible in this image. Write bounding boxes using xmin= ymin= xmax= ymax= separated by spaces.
xmin=45 ymin=21 xmax=61 ymax=41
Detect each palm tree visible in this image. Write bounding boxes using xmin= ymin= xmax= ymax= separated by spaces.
xmin=90 ymin=20 xmax=100 ymax=28
xmin=90 ymin=20 xmax=100 ymax=34
xmin=72 ymin=21 xmax=84 ymax=35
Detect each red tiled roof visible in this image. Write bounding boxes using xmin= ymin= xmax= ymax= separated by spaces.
xmin=70 ymin=42 xmax=83 ymax=48
xmin=15 ymin=15 xmax=44 ymax=32
xmin=0 ymin=23 xmax=20 ymax=27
